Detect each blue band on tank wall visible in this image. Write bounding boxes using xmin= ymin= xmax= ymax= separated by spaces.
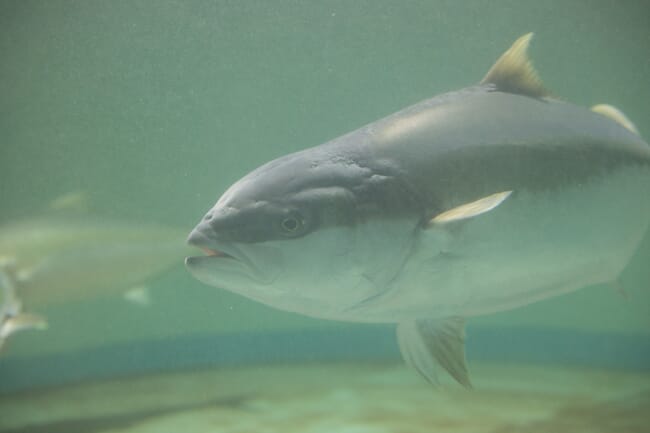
xmin=0 ymin=326 xmax=648 ymax=394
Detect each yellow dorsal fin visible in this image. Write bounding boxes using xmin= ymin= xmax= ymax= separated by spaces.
xmin=591 ymin=104 xmax=639 ymax=135
xmin=481 ymin=33 xmax=548 ymax=98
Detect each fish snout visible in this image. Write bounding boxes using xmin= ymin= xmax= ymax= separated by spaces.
xmin=197 ymin=206 xmax=240 ymax=234
xmin=186 ymin=215 xmax=218 ymax=246
xmin=188 ymin=206 xmax=230 ymax=243
xmin=187 ymin=211 xmax=240 ymax=257
xmin=187 ymin=226 xmax=206 ymax=247
xmin=186 ymin=223 xmax=228 ymax=259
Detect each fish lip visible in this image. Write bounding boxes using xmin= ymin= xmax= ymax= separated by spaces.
xmin=185 ymin=228 xmax=275 ymax=285
xmin=186 ymin=227 xmax=244 ymax=263
xmin=185 ymin=229 xmax=270 ymax=284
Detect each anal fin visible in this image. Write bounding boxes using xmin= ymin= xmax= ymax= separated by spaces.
xmin=396 ymin=317 xmax=471 ymax=388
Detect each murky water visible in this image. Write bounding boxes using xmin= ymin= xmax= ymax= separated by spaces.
xmin=1 ymin=1 xmax=649 ymax=431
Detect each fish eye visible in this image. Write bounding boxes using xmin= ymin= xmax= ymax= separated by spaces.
xmin=278 ymin=210 xmax=307 ymax=237
xmin=281 ymin=217 xmax=300 ymax=232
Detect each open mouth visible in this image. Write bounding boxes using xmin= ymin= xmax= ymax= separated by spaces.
xmin=200 ymin=247 xmax=232 ymax=259
xmin=186 ymin=228 xmax=239 ymax=261
xmin=185 ymin=245 xmax=238 ymax=269
xmin=185 ymin=229 xmax=273 ymax=284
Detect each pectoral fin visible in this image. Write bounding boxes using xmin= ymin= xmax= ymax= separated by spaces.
xmin=396 ymin=317 xmax=471 ymax=388
xmin=429 ymin=191 xmax=512 ymax=225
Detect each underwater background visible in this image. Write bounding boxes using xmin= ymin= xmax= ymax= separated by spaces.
xmin=1 ymin=0 xmax=649 ymax=402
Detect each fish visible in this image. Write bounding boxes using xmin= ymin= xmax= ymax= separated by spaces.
xmin=185 ymin=34 xmax=650 ymax=387
xmin=0 ymin=209 xmax=192 ymax=351
xmin=0 ymin=264 xmax=48 ymax=351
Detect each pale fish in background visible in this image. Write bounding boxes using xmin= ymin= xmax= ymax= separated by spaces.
xmin=185 ymin=34 xmax=650 ymax=387
xmin=0 ymin=199 xmax=192 ymax=351
xmin=0 ymin=264 xmax=47 ymax=351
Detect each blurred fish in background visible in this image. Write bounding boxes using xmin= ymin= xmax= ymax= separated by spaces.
xmin=0 ymin=192 xmax=192 ymax=352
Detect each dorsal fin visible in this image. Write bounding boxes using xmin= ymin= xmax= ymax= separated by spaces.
xmin=48 ymin=191 xmax=89 ymax=213
xmin=591 ymin=104 xmax=639 ymax=135
xmin=481 ymin=33 xmax=549 ymax=98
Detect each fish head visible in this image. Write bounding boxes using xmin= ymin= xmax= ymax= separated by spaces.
xmin=185 ymin=149 xmax=421 ymax=317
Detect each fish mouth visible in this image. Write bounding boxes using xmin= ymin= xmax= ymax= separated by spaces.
xmin=185 ymin=228 xmax=240 ymax=262
xmin=185 ymin=226 xmax=275 ymax=286
xmin=199 ymin=246 xmax=232 ymax=259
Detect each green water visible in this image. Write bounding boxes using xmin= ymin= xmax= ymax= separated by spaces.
xmin=1 ymin=0 xmax=649 ymax=364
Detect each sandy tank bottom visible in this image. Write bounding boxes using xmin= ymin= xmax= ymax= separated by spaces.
xmin=1 ymin=361 xmax=648 ymax=433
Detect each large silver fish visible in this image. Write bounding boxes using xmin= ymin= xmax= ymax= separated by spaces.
xmin=185 ymin=34 xmax=650 ymax=386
